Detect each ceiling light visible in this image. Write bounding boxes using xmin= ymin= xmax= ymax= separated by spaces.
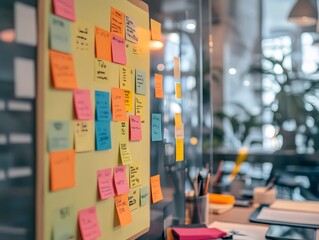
xmin=228 ymin=68 xmax=237 ymax=75
xmin=288 ymin=0 xmax=318 ymax=27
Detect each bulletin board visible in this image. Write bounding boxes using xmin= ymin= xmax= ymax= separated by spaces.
xmin=37 ymin=0 xmax=150 ymax=239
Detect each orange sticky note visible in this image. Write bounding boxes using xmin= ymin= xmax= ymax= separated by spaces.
xmin=95 ymin=26 xmax=111 ymax=62
xmin=154 ymin=73 xmax=164 ymax=99
xmin=50 ymin=149 xmax=75 ymax=191
xmin=115 ymin=193 xmax=132 ymax=227
xmin=151 ymin=175 xmax=163 ymax=203
xmin=111 ymin=88 xmax=127 ymax=122
xmin=111 ymin=7 xmax=125 ymax=38
xmin=150 ymin=19 xmax=161 ymax=41
xmin=49 ymin=50 xmax=77 ymax=90
xmin=175 ymin=113 xmax=182 ymax=127
xmin=175 ymin=82 xmax=182 ymax=99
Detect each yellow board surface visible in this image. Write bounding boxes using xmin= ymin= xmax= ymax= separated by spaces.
xmin=39 ymin=0 xmax=150 ymax=239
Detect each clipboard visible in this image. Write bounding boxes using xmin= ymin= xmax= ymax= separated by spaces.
xmin=250 ymin=205 xmax=319 ymax=229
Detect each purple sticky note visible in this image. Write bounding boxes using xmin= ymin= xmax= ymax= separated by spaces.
xmin=113 ymin=166 xmax=129 ymax=195
xmin=97 ymin=168 xmax=115 ymax=200
xmin=111 ymin=34 xmax=127 ymax=65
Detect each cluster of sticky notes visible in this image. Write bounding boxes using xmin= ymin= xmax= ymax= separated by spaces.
xmin=150 ymin=175 xmax=163 ymax=203
xmin=175 ymin=113 xmax=184 ymax=162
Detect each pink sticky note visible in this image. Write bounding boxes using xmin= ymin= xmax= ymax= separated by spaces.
xmin=97 ymin=168 xmax=115 ymax=200
xmin=52 ymin=0 xmax=76 ymax=21
xmin=74 ymin=89 xmax=93 ymax=120
xmin=129 ymin=115 xmax=142 ymax=141
xmin=78 ymin=206 xmax=101 ymax=240
xmin=111 ymin=34 xmax=127 ymax=65
xmin=113 ymin=166 xmax=129 ymax=195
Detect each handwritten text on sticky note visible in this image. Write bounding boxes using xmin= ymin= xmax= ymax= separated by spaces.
xmin=111 ymin=35 xmax=127 ymax=65
xmin=95 ymin=26 xmax=111 ymax=61
xmin=154 ymin=73 xmax=164 ymax=98
xmin=140 ymin=186 xmax=149 ymax=207
xmin=52 ymin=0 xmax=75 ymax=21
xmin=111 ymin=7 xmax=125 ymax=38
xmin=135 ymin=95 xmax=146 ymax=122
xmin=114 ymin=166 xmax=129 ymax=195
xmin=74 ymin=89 xmax=93 ymax=120
xmin=49 ymin=50 xmax=77 ymax=89
xmin=97 ymin=168 xmax=115 ymax=200
xmin=111 ymin=88 xmax=127 ymax=122
xmin=152 ymin=114 xmax=162 ymax=142
xmin=50 ymin=150 xmax=75 ymax=191
xmin=74 ymin=24 xmax=90 ymax=51
xmin=151 ymin=175 xmax=163 ymax=203
xmin=74 ymin=120 xmax=94 ymax=152
xmin=120 ymin=142 xmax=133 ymax=166
xmin=94 ymin=58 xmax=109 ymax=82
xmin=129 ymin=115 xmax=142 ymax=141
xmin=135 ymin=69 xmax=146 ymax=95
xmin=50 ymin=14 xmax=71 ymax=53
xmin=48 ymin=121 xmax=72 ymax=152
xmin=53 ymin=205 xmax=75 ymax=240
xmin=129 ymin=188 xmax=140 ymax=211
xmin=95 ymin=91 xmax=111 ymax=121
xmin=130 ymin=163 xmax=142 ymax=189
xmin=115 ymin=193 xmax=132 ymax=227
xmin=95 ymin=121 xmax=112 ymax=151
xmin=78 ymin=207 xmax=101 ymax=240
xmin=120 ymin=66 xmax=133 ymax=89
xmin=119 ymin=121 xmax=128 ymax=141
xmin=125 ymin=16 xmax=138 ymax=44
xmin=124 ymin=90 xmax=133 ymax=112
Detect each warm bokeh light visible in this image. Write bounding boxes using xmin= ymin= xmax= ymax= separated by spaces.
xmin=149 ymin=40 xmax=163 ymax=50
xmin=0 ymin=29 xmax=15 ymax=43
xmin=190 ymin=137 xmax=198 ymax=145
xmin=157 ymin=63 xmax=165 ymax=71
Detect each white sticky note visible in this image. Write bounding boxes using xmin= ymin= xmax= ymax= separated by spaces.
xmin=14 ymin=2 xmax=37 ymax=46
xmin=14 ymin=58 xmax=35 ymax=99
xmin=7 ymin=100 xmax=32 ymax=111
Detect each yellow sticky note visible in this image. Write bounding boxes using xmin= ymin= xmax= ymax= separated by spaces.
xmin=124 ymin=89 xmax=133 ymax=112
xmin=128 ymin=188 xmax=140 ymax=212
xmin=119 ymin=142 xmax=133 ymax=166
xmin=74 ymin=120 xmax=94 ymax=152
xmin=119 ymin=121 xmax=128 ymax=141
xmin=120 ymin=66 xmax=133 ymax=90
xmin=176 ymin=139 xmax=184 ymax=162
xmin=154 ymin=73 xmax=164 ymax=99
xmin=174 ymin=56 xmax=181 ymax=79
xmin=150 ymin=175 xmax=163 ymax=203
xmin=175 ymin=113 xmax=182 ymax=127
xmin=94 ymin=58 xmax=110 ymax=82
xmin=115 ymin=193 xmax=132 ymax=227
xmin=135 ymin=95 xmax=146 ymax=122
xmin=130 ymin=162 xmax=141 ymax=189
xmin=74 ymin=23 xmax=91 ymax=51
xmin=150 ymin=19 xmax=161 ymax=41
xmin=175 ymin=82 xmax=181 ymax=99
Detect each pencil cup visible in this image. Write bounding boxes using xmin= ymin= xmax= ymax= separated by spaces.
xmin=253 ymin=187 xmax=277 ymax=205
xmin=185 ymin=195 xmax=209 ymax=225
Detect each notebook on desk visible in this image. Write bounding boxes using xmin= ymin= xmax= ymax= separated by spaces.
xmin=270 ymin=199 xmax=319 ymax=214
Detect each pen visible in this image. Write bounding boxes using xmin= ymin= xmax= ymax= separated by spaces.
xmin=203 ymin=172 xmax=211 ymax=195
xmin=213 ymin=160 xmax=224 ymax=185
xmin=265 ymin=176 xmax=277 ymax=192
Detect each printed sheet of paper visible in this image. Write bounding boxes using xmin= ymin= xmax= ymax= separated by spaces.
xmin=150 ymin=175 xmax=163 ymax=203
xmin=114 ymin=166 xmax=129 ymax=195
xmin=115 ymin=193 xmax=132 ymax=227
xmin=120 ymin=142 xmax=133 ymax=166
xmin=78 ymin=207 xmax=101 ymax=240
xmin=174 ymin=56 xmax=181 ymax=79
xmin=152 ymin=113 xmax=162 ymax=142
xmin=95 ymin=26 xmax=111 ymax=61
xmin=74 ymin=120 xmax=94 ymax=152
xmin=175 ymin=82 xmax=182 ymax=99
xmin=95 ymin=91 xmax=111 ymax=121
xmin=74 ymin=23 xmax=90 ymax=51
xmin=140 ymin=186 xmax=149 ymax=207
xmin=135 ymin=95 xmax=146 ymax=122
xmin=52 ymin=0 xmax=75 ymax=21
xmin=130 ymin=163 xmax=141 ymax=189
xmin=97 ymin=168 xmax=115 ymax=200
xmin=110 ymin=7 xmax=125 ymax=38
xmin=154 ymin=73 xmax=164 ymax=98
xmin=50 ymin=150 xmax=75 ymax=191
xmin=73 ymin=89 xmax=93 ymax=120
xmin=150 ymin=19 xmax=161 ymax=41
xmin=176 ymin=139 xmax=184 ymax=162
xmin=111 ymin=88 xmax=127 ymax=122
xmin=95 ymin=121 xmax=112 ymax=151
xmin=53 ymin=205 xmax=75 ymax=240
xmin=48 ymin=121 xmax=72 ymax=152
xmin=129 ymin=115 xmax=142 ymax=141
xmin=135 ymin=69 xmax=146 ymax=95
xmin=125 ymin=16 xmax=138 ymax=44
xmin=14 ymin=57 xmax=35 ymax=99
xmin=124 ymin=89 xmax=133 ymax=112
xmin=174 ymin=113 xmax=182 ymax=127
xmin=49 ymin=50 xmax=77 ymax=89
xmin=175 ymin=124 xmax=184 ymax=139
xmin=119 ymin=122 xmax=128 ymax=141
xmin=120 ymin=66 xmax=133 ymax=90
xmin=50 ymin=14 xmax=71 ymax=53
xmin=14 ymin=2 xmax=37 ymax=46
xmin=129 ymin=188 xmax=140 ymax=211
xmin=94 ymin=58 xmax=109 ymax=82
xmin=111 ymin=35 xmax=127 ymax=65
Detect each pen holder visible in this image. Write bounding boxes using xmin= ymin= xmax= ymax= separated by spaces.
xmin=185 ymin=194 xmax=209 ymax=225
xmin=253 ymin=186 xmax=277 ymax=205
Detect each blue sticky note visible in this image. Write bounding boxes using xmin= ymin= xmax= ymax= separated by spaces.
xmin=95 ymin=121 xmax=112 ymax=150
xmin=95 ymin=91 xmax=111 ymax=121
xmin=151 ymin=113 xmax=162 ymax=141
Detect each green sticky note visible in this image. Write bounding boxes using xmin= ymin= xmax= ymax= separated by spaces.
xmin=140 ymin=186 xmax=149 ymax=207
xmin=53 ymin=205 xmax=76 ymax=240
xmin=50 ymin=14 xmax=72 ymax=53
xmin=48 ymin=121 xmax=72 ymax=152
